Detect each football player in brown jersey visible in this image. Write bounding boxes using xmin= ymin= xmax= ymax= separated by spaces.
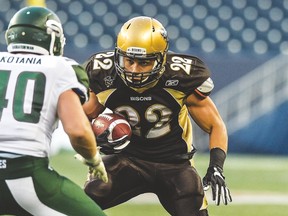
xmin=82 ymin=16 xmax=232 ymax=216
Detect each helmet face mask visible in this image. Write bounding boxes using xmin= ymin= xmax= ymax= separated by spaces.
xmin=5 ymin=6 xmax=65 ymax=56
xmin=115 ymin=48 xmax=165 ymax=88
xmin=115 ymin=16 xmax=169 ymax=88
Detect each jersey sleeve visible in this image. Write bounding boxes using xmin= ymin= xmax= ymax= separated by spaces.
xmin=165 ymin=53 xmax=213 ymax=97
xmin=192 ymin=58 xmax=214 ymax=97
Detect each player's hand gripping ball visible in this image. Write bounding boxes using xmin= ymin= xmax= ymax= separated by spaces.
xmin=92 ymin=113 xmax=132 ymax=154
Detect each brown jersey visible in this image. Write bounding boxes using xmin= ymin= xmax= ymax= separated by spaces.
xmin=85 ymin=51 xmax=213 ymax=162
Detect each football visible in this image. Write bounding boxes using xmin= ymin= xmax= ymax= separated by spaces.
xmin=92 ymin=113 xmax=132 ymax=151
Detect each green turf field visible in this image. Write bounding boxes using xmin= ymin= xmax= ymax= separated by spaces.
xmin=51 ymin=150 xmax=288 ymax=216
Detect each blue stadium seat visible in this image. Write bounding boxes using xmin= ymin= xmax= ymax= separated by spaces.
xmin=0 ymin=0 xmax=287 ymax=56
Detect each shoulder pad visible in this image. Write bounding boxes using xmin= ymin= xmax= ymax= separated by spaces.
xmin=84 ymin=51 xmax=114 ymax=79
xmin=63 ymin=57 xmax=79 ymax=66
xmin=87 ymin=51 xmax=114 ymax=70
xmin=164 ymin=53 xmax=211 ymax=95
xmin=166 ymin=52 xmax=210 ymax=77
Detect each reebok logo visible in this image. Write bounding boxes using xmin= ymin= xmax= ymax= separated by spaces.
xmin=165 ymin=80 xmax=179 ymax=86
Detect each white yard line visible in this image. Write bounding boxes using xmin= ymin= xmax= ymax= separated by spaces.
xmin=126 ymin=192 xmax=288 ymax=205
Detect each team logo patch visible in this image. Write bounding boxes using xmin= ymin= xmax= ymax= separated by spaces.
xmin=165 ymin=80 xmax=179 ymax=86
xmin=104 ymin=76 xmax=114 ymax=87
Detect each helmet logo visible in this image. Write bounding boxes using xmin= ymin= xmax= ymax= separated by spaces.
xmin=160 ymin=28 xmax=168 ymax=41
xmin=7 ymin=31 xmax=17 ymax=41
xmin=46 ymin=20 xmax=63 ymax=37
xmin=127 ymin=47 xmax=146 ymax=55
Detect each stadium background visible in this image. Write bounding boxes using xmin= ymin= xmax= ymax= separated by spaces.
xmin=1 ymin=0 xmax=288 ymax=155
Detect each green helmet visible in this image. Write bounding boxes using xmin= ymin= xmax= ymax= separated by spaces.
xmin=5 ymin=6 xmax=65 ymax=56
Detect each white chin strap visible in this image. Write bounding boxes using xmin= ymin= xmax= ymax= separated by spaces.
xmin=49 ymin=31 xmax=56 ymax=56
xmin=46 ymin=19 xmax=66 ymax=56
xmin=7 ymin=43 xmax=49 ymax=55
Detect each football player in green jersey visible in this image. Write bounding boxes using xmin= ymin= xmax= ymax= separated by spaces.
xmin=83 ymin=16 xmax=232 ymax=216
xmin=0 ymin=6 xmax=107 ymax=216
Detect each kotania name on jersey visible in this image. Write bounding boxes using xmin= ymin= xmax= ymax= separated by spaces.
xmin=0 ymin=56 xmax=41 ymax=64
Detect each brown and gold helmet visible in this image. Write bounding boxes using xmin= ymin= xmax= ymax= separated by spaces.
xmin=115 ymin=16 xmax=169 ymax=88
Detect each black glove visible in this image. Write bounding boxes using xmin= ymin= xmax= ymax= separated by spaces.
xmin=96 ymin=129 xmax=130 ymax=154
xmin=203 ymin=166 xmax=232 ymax=205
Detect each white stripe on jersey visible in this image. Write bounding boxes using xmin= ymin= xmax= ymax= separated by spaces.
xmin=197 ymin=77 xmax=214 ymax=94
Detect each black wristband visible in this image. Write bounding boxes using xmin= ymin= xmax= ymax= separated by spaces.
xmin=209 ymin=148 xmax=226 ymax=170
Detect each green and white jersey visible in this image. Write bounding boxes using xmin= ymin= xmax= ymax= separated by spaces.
xmin=0 ymin=52 xmax=89 ymax=157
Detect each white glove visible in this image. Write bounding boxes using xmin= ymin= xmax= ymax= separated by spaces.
xmin=74 ymin=151 xmax=108 ymax=183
